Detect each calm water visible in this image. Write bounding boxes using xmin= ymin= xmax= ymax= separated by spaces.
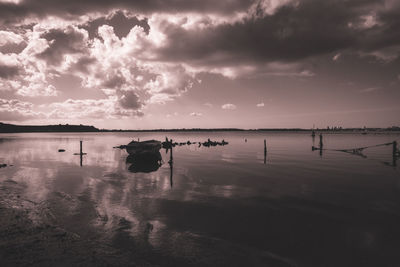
xmin=1 ymin=132 xmax=400 ymax=266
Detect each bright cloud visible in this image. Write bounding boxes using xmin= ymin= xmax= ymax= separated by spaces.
xmin=256 ymin=102 xmax=265 ymax=107
xmin=221 ymin=103 xmax=237 ymax=110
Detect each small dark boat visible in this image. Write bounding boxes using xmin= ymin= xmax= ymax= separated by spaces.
xmin=126 ymin=140 xmax=161 ymax=155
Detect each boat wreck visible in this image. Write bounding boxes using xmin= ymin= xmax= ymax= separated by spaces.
xmin=124 ymin=140 xmax=163 ymax=173
xmin=125 ymin=140 xmax=162 ymax=155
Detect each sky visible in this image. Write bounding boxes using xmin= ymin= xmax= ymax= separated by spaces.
xmin=0 ymin=0 xmax=399 ymax=129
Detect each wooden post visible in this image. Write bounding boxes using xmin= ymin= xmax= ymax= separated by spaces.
xmin=264 ymin=139 xmax=267 ymax=164
xmin=319 ymin=134 xmax=323 ymax=149
xmin=264 ymin=139 xmax=267 ymax=152
xmin=393 ymin=141 xmax=398 ymax=158
xmin=169 ymin=139 xmax=173 ymax=164
xmin=169 ymin=142 xmax=174 ymax=187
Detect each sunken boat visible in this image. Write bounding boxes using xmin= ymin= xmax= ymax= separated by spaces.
xmin=125 ymin=140 xmax=163 ymax=173
xmin=125 ymin=140 xmax=162 ymax=156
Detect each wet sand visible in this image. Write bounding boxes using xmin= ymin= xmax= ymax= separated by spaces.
xmin=0 ymin=179 xmax=150 ymax=267
xmin=0 ymin=178 xmax=294 ymax=267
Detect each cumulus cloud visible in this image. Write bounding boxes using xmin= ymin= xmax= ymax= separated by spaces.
xmin=256 ymin=102 xmax=265 ymax=107
xmin=47 ymin=98 xmax=143 ymax=120
xmin=221 ymin=103 xmax=237 ymax=110
xmin=37 ymin=25 xmax=89 ymax=66
xmin=0 ymin=64 xmax=19 ymax=78
xmin=189 ymin=112 xmax=202 ymax=116
xmin=0 ymin=0 xmax=399 ymax=121
xmin=81 ymin=10 xmax=150 ymax=39
xmin=0 ymin=30 xmax=26 ymax=53
xmin=0 ymin=29 xmax=59 ymax=97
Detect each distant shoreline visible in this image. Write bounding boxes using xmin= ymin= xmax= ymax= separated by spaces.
xmin=1 ymin=122 xmax=399 ymax=133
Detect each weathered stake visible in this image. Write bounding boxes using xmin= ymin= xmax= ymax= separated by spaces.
xmin=264 ymin=139 xmax=267 ymax=164
xmin=319 ymin=134 xmax=323 ymax=149
xmin=393 ymin=141 xmax=398 ymax=158
xmin=264 ymin=139 xmax=267 ymax=153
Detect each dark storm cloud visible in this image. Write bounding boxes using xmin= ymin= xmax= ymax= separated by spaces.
xmin=119 ymin=91 xmax=142 ymax=110
xmin=103 ymin=74 xmax=126 ymax=89
xmin=153 ymin=0 xmax=400 ymax=65
xmin=81 ymin=11 xmax=150 ymax=39
xmin=37 ymin=26 xmax=87 ymax=66
xmin=0 ymin=64 xmax=19 ymax=79
xmin=2 ymin=0 xmax=399 ymax=66
xmin=0 ymin=0 xmax=253 ymax=24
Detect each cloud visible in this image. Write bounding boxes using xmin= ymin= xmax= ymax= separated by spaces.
xmin=47 ymin=98 xmax=143 ymax=119
xmin=37 ymin=25 xmax=89 ymax=66
xmin=0 ymin=0 xmax=253 ymax=24
xmin=358 ymin=46 xmax=400 ymax=62
xmin=0 ymin=63 xmax=19 ymax=78
xmin=189 ymin=112 xmax=202 ymax=116
xmin=359 ymin=87 xmax=379 ymax=93
xmin=0 ymin=0 xmax=399 ymax=121
xmin=81 ymin=10 xmax=150 ymax=39
xmin=118 ymin=90 xmax=142 ymax=110
xmin=0 ymin=98 xmax=44 ymax=121
xmin=0 ymin=30 xmax=26 ymax=53
xmin=256 ymin=102 xmax=265 ymax=107
xmin=204 ymin=102 xmax=213 ymax=107
xmin=221 ymin=103 xmax=237 ymax=110
xmin=332 ymin=53 xmax=341 ymax=61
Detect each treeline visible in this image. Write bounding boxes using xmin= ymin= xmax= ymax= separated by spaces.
xmin=0 ymin=123 xmax=99 ymax=133
xmin=100 ymin=128 xmax=247 ymax=132
xmin=1 ymin=122 xmax=399 ymax=133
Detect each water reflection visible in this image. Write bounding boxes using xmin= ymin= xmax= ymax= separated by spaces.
xmin=168 ymin=149 xmax=173 ymax=188
xmin=1 ymin=132 xmax=400 ymax=266
xmin=126 ymin=152 xmax=162 ymax=173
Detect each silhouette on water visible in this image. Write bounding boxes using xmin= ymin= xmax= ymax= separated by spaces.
xmin=312 ymin=134 xmax=399 ymax=167
xmin=73 ymin=141 xmax=87 ymax=166
xmin=168 ymin=146 xmax=173 ymax=187
xmin=126 ymin=152 xmax=162 ymax=173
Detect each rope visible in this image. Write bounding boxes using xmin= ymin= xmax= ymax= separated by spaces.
xmin=313 ymin=141 xmax=395 ymax=155
xmin=329 ymin=141 xmax=394 ymax=153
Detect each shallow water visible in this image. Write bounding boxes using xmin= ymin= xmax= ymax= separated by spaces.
xmin=1 ymin=132 xmax=400 ymax=266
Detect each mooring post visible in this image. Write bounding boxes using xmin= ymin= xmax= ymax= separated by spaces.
xmin=319 ymin=134 xmax=323 ymax=149
xmin=80 ymin=140 xmax=82 ymax=155
xmin=264 ymin=139 xmax=267 ymax=164
xmin=393 ymin=141 xmax=398 ymax=158
xmin=169 ymin=139 xmax=173 ymax=164
xmin=264 ymin=139 xmax=267 ymax=153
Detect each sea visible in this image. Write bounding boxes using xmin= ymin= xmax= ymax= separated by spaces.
xmin=0 ymin=131 xmax=399 ymax=266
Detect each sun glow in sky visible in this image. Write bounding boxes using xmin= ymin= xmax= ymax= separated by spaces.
xmin=0 ymin=0 xmax=400 ymax=129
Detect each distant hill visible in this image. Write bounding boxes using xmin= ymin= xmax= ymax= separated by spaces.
xmin=0 ymin=122 xmax=399 ymax=133
xmin=0 ymin=122 xmax=99 ymax=133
